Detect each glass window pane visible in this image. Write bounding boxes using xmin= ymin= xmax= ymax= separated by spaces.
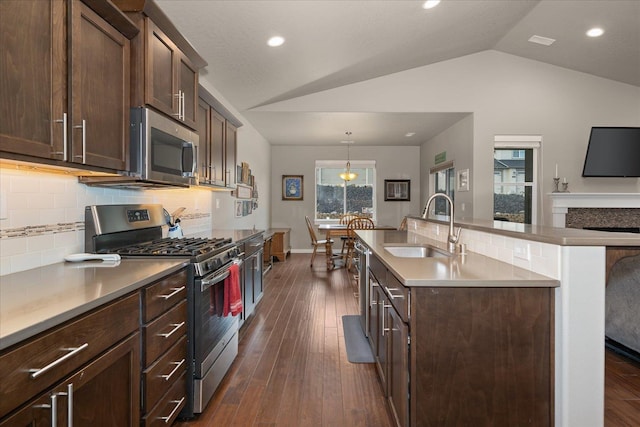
xmin=315 ymin=165 xmax=375 ymax=221
xmin=494 ymin=184 xmax=526 ymax=223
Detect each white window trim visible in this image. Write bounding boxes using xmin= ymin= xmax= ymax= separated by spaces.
xmin=314 ymin=160 xmax=377 ymax=224
xmin=494 ymin=135 xmax=542 ymax=224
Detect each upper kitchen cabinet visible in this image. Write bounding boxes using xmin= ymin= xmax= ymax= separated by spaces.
xmin=115 ymin=0 xmax=206 ymax=131
xmin=198 ymin=85 xmax=242 ymax=189
xmin=0 ymin=0 xmax=138 ymax=172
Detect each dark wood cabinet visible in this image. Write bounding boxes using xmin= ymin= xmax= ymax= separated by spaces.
xmin=366 ymin=254 xmax=553 ymax=427
xmin=0 ymin=293 xmax=141 ymax=425
xmin=71 ymin=1 xmax=130 ymax=170
xmin=197 ymin=86 xmax=242 ymax=189
xmin=0 ymin=0 xmax=136 ymax=171
xmin=144 ymin=20 xmax=198 ymax=129
xmin=140 ymin=268 xmax=188 ymax=426
xmin=1 ymin=333 xmax=140 ymax=427
xmin=225 ymin=121 xmax=238 ymax=187
xmin=197 ymin=99 xmax=227 ymax=186
xmin=118 ymin=0 xmax=206 ymax=132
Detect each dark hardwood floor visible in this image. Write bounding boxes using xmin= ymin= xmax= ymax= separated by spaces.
xmin=605 ymin=349 xmax=640 ymax=426
xmin=176 ymin=253 xmax=640 ymax=427
xmin=176 ymin=253 xmax=394 ymax=427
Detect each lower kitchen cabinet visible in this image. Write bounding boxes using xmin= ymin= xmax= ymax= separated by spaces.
xmin=366 ymin=254 xmax=554 ymax=427
xmin=0 ymin=267 xmax=189 ymax=427
xmin=240 ymin=234 xmax=264 ymax=324
xmin=1 ymin=332 xmax=140 ymax=426
xmin=0 ymin=293 xmax=141 ymax=425
xmin=140 ymin=268 xmax=188 ymax=426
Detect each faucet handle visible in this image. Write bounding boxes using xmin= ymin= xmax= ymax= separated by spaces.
xmin=450 ymin=226 xmax=462 ymax=243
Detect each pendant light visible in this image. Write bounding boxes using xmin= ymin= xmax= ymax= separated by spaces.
xmin=339 ymin=131 xmax=358 ymax=181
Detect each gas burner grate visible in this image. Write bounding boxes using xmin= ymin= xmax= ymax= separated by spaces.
xmin=106 ymin=237 xmax=233 ymax=257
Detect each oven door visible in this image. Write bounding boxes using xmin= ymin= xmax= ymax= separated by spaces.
xmin=192 ymin=260 xmax=242 ymax=378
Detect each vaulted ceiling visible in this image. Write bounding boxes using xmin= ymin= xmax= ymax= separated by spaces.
xmin=156 ymin=0 xmax=640 ymax=146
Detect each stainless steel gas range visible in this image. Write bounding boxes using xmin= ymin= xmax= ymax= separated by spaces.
xmin=85 ymin=204 xmax=241 ymax=418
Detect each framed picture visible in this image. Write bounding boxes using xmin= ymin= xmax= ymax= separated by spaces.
xmin=457 ymin=169 xmax=470 ymax=192
xmin=235 ymin=200 xmax=243 ymax=217
xmin=282 ymin=175 xmax=303 ymax=200
xmin=384 ymin=179 xmax=410 ymax=201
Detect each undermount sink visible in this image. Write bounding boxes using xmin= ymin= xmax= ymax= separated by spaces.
xmin=384 ymin=244 xmax=452 ymax=258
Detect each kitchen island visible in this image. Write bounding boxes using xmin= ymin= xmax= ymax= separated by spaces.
xmin=360 ymin=216 xmax=639 ymax=427
xmin=356 ymin=228 xmax=558 ymax=426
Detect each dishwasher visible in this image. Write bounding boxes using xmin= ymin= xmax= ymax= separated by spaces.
xmin=354 ymin=239 xmax=371 ymax=335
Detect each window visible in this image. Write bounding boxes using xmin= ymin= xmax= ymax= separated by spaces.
xmin=429 ymin=161 xmax=455 ymax=216
xmin=315 ymin=160 xmax=376 ymax=222
xmin=493 ymin=136 xmax=541 ymax=224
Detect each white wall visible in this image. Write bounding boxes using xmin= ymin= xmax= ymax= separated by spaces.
xmin=421 ymin=114 xmax=474 ymax=219
xmin=259 ymin=50 xmax=640 ymax=226
xmin=270 ymin=145 xmax=420 ymax=250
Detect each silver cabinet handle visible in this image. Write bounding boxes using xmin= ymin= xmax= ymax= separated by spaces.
xmin=159 ymin=397 xmax=185 ymax=423
xmin=180 ymin=90 xmax=185 ymax=121
xmin=53 ymin=113 xmax=68 ymax=160
xmin=160 ymin=359 xmax=185 ymax=381
xmin=174 ymin=91 xmax=185 ymax=121
xmin=51 ymin=393 xmax=58 ymax=427
xmin=382 ymin=303 xmax=392 ymax=336
xmin=157 ymin=322 xmax=185 ymax=338
xmin=158 ymin=286 xmax=185 ymax=300
xmin=73 ymin=120 xmax=86 ymax=163
xmin=29 ymin=343 xmax=89 ymax=379
xmin=66 ymin=383 xmax=73 ymax=427
xmin=385 ymin=286 xmax=404 ymax=300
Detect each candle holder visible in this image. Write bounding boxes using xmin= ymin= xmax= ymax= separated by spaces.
xmin=553 ymin=177 xmax=560 ymax=192
xmin=562 ymin=182 xmax=569 ymax=192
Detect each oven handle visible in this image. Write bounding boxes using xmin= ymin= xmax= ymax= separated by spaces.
xmin=200 ymin=258 xmax=243 ymax=292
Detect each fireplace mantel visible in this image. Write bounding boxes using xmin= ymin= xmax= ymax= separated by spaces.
xmin=549 ymin=193 xmax=640 ymax=227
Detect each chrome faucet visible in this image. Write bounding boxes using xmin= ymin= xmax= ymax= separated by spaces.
xmin=421 ymin=193 xmax=461 ymax=253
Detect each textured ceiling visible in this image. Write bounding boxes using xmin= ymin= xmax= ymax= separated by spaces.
xmin=156 ymin=0 xmax=640 ymax=146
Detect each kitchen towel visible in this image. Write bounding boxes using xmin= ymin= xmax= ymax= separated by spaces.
xmin=224 ymin=263 xmax=242 ymax=317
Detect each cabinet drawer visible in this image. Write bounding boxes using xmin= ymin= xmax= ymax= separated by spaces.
xmin=0 ymin=292 xmax=140 ymax=418
xmin=143 ymin=336 xmax=187 ymax=412
xmin=144 ymin=300 xmax=187 ymax=366
xmin=385 ymin=273 xmax=410 ymax=322
xmin=143 ymin=269 xmax=187 ymax=323
xmin=143 ymin=372 xmax=187 ymax=427
xmin=369 ymin=253 xmax=386 ymax=286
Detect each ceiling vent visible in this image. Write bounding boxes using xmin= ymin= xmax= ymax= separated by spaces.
xmin=528 ymin=35 xmax=556 ymax=46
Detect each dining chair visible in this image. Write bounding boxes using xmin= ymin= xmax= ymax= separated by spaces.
xmin=305 ymin=215 xmax=334 ymax=268
xmin=339 ymin=214 xmax=360 ymax=255
xmin=345 ymin=217 xmax=375 ymax=271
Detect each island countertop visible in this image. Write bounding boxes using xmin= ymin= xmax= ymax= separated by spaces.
xmin=408 ymin=216 xmax=640 ymax=246
xmin=356 ymin=229 xmax=560 ymax=288
xmin=0 ymin=259 xmax=187 ymax=351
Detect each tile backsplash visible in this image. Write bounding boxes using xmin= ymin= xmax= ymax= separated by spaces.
xmin=0 ymin=167 xmax=215 ymax=276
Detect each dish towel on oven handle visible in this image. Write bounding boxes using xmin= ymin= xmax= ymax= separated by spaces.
xmin=224 ymin=263 xmax=242 ymax=317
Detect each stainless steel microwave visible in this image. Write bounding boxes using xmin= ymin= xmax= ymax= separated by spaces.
xmin=130 ymin=107 xmax=198 ymax=186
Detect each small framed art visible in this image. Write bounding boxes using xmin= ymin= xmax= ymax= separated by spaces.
xmin=282 ymin=175 xmax=303 ymax=200
xmin=384 ymin=179 xmax=410 ymax=201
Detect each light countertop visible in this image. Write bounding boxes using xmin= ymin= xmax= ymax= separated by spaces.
xmin=357 ymin=229 xmax=560 ymax=288
xmin=410 ymin=216 xmax=640 ymax=247
xmin=0 ymin=259 xmax=187 ymax=351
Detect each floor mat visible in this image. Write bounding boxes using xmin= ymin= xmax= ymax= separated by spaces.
xmin=342 ymin=315 xmax=374 ymax=363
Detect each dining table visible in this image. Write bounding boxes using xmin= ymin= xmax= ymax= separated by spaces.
xmin=318 ymin=223 xmax=397 ymax=269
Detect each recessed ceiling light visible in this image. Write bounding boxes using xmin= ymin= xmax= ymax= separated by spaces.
xmin=528 ymin=35 xmax=556 ymax=46
xmin=586 ymin=27 xmax=604 ymax=37
xmin=422 ymin=0 xmax=441 ymax=10
xmin=267 ymin=36 xmax=285 ymax=47
xmin=405 ymin=132 xmax=416 ymax=137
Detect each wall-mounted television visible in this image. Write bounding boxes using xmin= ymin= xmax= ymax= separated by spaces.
xmin=582 ymin=127 xmax=640 ymax=177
